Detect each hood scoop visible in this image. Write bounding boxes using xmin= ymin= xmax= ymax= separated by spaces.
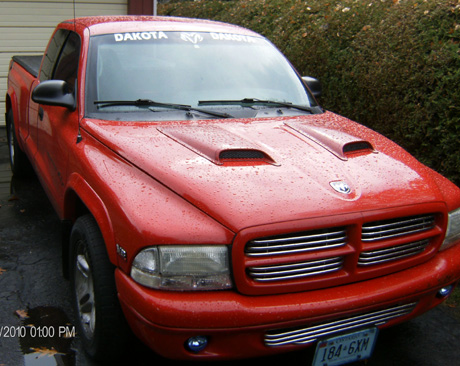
xmin=158 ymin=125 xmax=278 ymax=166
xmin=285 ymin=122 xmax=376 ymax=160
xmin=219 ymin=149 xmax=276 ymax=165
xmin=343 ymin=141 xmax=374 ymax=155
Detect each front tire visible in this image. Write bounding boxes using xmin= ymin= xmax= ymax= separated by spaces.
xmin=69 ymin=215 xmax=128 ymax=361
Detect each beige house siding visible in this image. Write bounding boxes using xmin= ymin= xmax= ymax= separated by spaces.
xmin=0 ymin=0 xmax=128 ymax=126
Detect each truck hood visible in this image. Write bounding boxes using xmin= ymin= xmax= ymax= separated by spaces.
xmin=83 ymin=112 xmax=444 ymax=232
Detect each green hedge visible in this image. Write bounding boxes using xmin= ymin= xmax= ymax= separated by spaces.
xmin=159 ymin=0 xmax=460 ymax=186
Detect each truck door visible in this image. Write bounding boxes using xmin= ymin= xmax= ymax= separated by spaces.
xmin=28 ymin=29 xmax=69 ymax=160
xmin=34 ymin=30 xmax=81 ymax=209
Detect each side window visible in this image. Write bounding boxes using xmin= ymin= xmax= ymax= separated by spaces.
xmin=53 ymin=32 xmax=81 ymax=90
xmin=40 ymin=29 xmax=69 ymax=82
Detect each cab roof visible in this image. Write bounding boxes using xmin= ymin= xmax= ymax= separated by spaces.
xmin=62 ymin=16 xmax=260 ymax=37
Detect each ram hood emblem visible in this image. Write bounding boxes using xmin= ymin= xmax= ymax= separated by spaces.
xmin=330 ymin=181 xmax=352 ymax=194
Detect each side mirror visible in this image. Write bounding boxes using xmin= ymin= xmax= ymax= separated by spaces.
xmin=32 ymin=80 xmax=76 ymax=110
xmin=302 ymin=76 xmax=322 ymax=98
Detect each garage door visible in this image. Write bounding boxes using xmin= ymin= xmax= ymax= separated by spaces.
xmin=0 ymin=0 xmax=128 ymax=126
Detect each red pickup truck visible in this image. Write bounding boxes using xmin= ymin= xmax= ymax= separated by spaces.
xmin=5 ymin=16 xmax=460 ymax=364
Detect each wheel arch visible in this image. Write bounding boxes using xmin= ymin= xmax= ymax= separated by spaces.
xmin=5 ymin=90 xmax=21 ymax=149
xmin=5 ymin=94 xmax=16 ymax=141
xmin=62 ymin=173 xmax=117 ymax=277
xmin=5 ymin=93 xmax=12 ymax=115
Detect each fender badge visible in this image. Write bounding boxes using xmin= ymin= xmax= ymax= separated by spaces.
xmin=116 ymin=244 xmax=128 ymax=261
xmin=330 ymin=181 xmax=352 ymax=194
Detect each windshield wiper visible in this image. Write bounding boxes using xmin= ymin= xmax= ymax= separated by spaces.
xmin=198 ymin=98 xmax=320 ymax=114
xmin=94 ymin=99 xmax=233 ymax=119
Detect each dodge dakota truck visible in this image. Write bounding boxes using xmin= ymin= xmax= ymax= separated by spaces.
xmin=5 ymin=16 xmax=460 ymax=364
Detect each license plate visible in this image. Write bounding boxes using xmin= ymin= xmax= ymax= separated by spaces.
xmin=312 ymin=328 xmax=378 ymax=366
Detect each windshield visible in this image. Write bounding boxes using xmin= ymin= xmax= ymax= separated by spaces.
xmin=85 ymin=31 xmax=318 ymax=120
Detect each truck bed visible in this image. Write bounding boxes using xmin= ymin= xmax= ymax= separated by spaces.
xmin=12 ymin=55 xmax=42 ymax=78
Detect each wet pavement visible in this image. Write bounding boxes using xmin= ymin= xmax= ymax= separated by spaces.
xmin=0 ymin=126 xmax=460 ymax=366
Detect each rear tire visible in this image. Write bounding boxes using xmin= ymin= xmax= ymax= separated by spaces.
xmin=6 ymin=110 xmax=32 ymax=177
xmin=69 ymin=214 xmax=129 ymax=361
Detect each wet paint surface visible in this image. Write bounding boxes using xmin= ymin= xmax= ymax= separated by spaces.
xmin=83 ymin=112 xmax=447 ymax=234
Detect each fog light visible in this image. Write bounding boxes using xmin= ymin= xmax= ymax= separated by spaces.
xmin=186 ymin=336 xmax=208 ymax=353
xmin=437 ymin=285 xmax=454 ymax=298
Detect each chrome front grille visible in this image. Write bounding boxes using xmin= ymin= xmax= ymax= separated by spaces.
xmin=358 ymin=239 xmax=430 ymax=266
xmin=361 ymin=214 xmax=435 ymax=242
xmin=245 ymin=227 xmax=347 ymax=257
xmin=265 ymin=303 xmax=417 ymax=347
xmin=248 ymin=257 xmax=343 ymax=282
xmin=241 ymin=211 xmax=441 ymax=293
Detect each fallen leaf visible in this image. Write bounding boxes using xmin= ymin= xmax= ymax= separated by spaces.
xmin=15 ymin=309 xmax=29 ymax=319
xmin=30 ymin=347 xmax=59 ymax=358
xmin=0 ymin=268 xmax=6 ymax=275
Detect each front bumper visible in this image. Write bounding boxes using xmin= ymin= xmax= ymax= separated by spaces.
xmin=115 ymin=242 xmax=460 ymax=360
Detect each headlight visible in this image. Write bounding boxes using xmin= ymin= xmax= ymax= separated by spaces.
xmin=440 ymin=207 xmax=460 ymax=251
xmin=131 ymin=245 xmax=232 ymax=291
